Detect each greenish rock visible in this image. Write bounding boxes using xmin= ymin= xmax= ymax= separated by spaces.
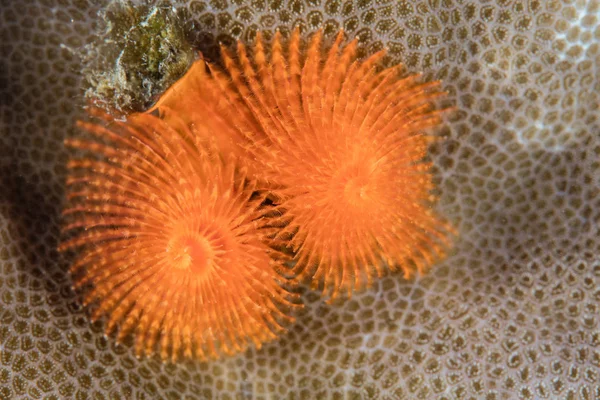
xmin=83 ymin=0 xmax=195 ymax=114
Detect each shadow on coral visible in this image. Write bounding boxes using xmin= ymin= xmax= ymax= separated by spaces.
xmin=0 ymin=164 xmax=69 ymax=289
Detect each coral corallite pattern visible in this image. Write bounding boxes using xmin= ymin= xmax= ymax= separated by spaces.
xmin=61 ymin=109 xmax=295 ymax=362
xmin=0 ymin=0 xmax=599 ymax=399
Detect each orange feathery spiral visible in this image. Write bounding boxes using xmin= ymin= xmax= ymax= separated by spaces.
xmin=151 ymin=29 xmax=455 ymax=301
xmin=60 ymin=108 xmax=296 ymax=361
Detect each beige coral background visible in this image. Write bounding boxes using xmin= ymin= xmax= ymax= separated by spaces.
xmin=1 ymin=0 xmax=599 ymax=399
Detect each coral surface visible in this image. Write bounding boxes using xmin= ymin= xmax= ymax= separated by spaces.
xmin=0 ymin=0 xmax=598 ymax=399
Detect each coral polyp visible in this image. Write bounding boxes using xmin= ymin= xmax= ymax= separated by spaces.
xmin=60 ymin=108 xmax=296 ymax=361
xmin=152 ymin=29 xmax=455 ymax=301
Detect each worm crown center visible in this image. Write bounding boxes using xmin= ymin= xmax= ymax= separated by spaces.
xmin=168 ymin=233 xmax=215 ymax=274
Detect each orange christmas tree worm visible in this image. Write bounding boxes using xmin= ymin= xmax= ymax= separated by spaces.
xmin=60 ymin=108 xmax=297 ymax=361
xmin=151 ymin=28 xmax=455 ymax=301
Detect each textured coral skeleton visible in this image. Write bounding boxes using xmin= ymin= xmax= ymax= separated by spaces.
xmin=60 ymin=108 xmax=296 ymax=361
xmin=0 ymin=0 xmax=598 ymax=398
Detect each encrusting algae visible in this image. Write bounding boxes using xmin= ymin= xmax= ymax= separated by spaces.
xmin=62 ymin=28 xmax=455 ymax=361
xmin=83 ymin=0 xmax=195 ymax=114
